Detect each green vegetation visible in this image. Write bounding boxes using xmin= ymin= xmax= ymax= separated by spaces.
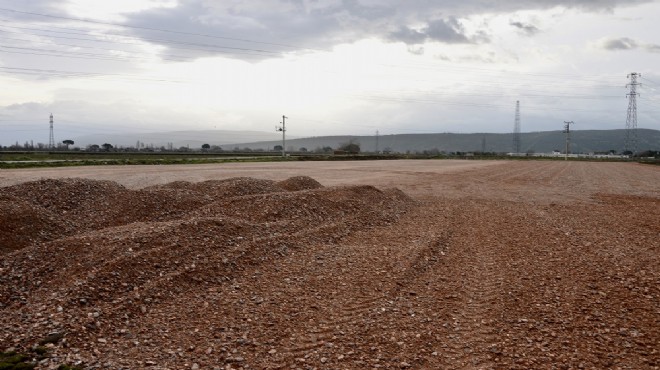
xmin=0 ymin=150 xmax=656 ymax=169
xmin=32 ymin=348 xmax=47 ymax=357
xmin=0 ymin=346 xmax=82 ymax=370
xmin=0 ymin=352 xmax=35 ymax=370
xmin=0 ymin=151 xmax=290 ymax=169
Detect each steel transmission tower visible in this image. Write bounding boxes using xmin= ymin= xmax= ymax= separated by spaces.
xmin=624 ymin=73 xmax=641 ymax=154
xmin=48 ymin=113 xmax=55 ymax=149
xmin=563 ymin=121 xmax=573 ymax=161
xmin=512 ymin=100 xmax=521 ymax=153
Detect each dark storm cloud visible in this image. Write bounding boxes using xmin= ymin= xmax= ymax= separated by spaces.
xmin=509 ymin=21 xmax=540 ymax=36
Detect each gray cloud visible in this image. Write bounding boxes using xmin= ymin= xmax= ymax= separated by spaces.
xmin=426 ymin=18 xmax=472 ymax=43
xmin=509 ymin=21 xmax=540 ymax=36
xmin=2 ymin=0 xmax=656 ymax=62
xmin=406 ymin=45 xmax=425 ymax=55
xmin=601 ymin=37 xmax=639 ymax=50
xmin=0 ymin=0 xmax=64 ymax=20
xmin=598 ymin=37 xmax=660 ymax=53
xmin=118 ymin=0 xmax=655 ymax=60
xmin=645 ymin=44 xmax=660 ymax=53
xmin=388 ymin=18 xmax=472 ymax=45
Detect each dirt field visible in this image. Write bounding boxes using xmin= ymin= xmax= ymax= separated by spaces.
xmin=1 ymin=160 xmax=658 ymax=369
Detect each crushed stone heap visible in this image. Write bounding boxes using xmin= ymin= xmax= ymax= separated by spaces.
xmin=0 ymin=176 xmax=413 ymax=369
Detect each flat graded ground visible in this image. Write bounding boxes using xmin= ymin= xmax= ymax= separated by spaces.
xmin=1 ymin=160 xmax=658 ymax=369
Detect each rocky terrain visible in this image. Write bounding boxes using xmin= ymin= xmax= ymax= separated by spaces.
xmin=0 ymin=161 xmax=658 ymax=369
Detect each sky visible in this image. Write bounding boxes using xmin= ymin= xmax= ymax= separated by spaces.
xmin=0 ymin=0 xmax=659 ymax=146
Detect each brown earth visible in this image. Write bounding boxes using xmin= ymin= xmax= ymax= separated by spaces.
xmin=0 ymin=160 xmax=658 ymax=369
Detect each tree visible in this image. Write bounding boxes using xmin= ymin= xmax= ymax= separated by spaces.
xmin=314 ymin=146 xmax=333 ymax=153
xmin=201 ymin=143 xmax=211 ymax=151
xmin=62 ymin=139 xmax=74 ymax=149
xmin=274 ymin=145 xmax=283 ymax=151
xmin=338 ymin=139 xmax=360 ymax=154
xmin=101 ymin=143 xmax=113 ymax=151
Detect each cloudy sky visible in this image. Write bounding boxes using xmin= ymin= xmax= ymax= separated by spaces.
xmin=0 ymin=0 xmax=659 ymax=145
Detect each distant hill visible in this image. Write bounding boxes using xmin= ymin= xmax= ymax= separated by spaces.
xmin=72 ymin=130 xmax=299 ymax=149
xmin=234 ymin=129 xmax=660 ymax=153
xmin=71 ymin=128 xmax=659 ymax=153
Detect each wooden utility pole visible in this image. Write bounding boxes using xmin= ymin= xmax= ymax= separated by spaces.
xmin=276 ymin=115 xmax=287 ymax=157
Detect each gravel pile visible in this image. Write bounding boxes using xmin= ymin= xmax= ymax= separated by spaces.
xmin=0 ymin=176 xmax=413 ymax=369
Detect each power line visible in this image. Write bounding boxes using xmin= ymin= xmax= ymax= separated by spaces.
xmin=641 ymin=76 xmax=659 ymax=86
xmin=0 ymin=26 xmax=280 ymax=57
xmin=0 ymin=66 xmax=188 ymax=83
xmin=0 ymin=7 xmax=308 ymax=50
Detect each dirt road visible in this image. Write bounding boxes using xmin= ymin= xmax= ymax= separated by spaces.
xmin=1 ymin=160 xmax=658 ymax=369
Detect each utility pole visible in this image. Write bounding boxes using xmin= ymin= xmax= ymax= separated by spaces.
xmin=624 ymin=72 xmax=640 ymax=155
xmin=276 ymin=115 xmax=287 ymax=157
xmin=563 ymin=121 xmax=573 ymax=161
xmin=375 ymin=130 xmax=379 ymax=153
xmin=48 ymin=113 xmax=55 ymax=149
xmin=512 ymin=100 xmax=521 ymax=154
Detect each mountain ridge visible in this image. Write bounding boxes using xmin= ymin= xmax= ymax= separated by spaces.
xmin=234 ymin=129 xmax=660 ymax=153
xmin=71 ymin=129 xmax=660 ymax=153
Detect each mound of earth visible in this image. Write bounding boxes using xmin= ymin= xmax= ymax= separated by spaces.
xmin=0 ymin=177 xmax=353 ymax=254
xmin=0 ymin=195 xmax=67 ymax=254
xmin=276 ymin=176 xmax=324 ymax=191
xmin=0 ymin=176 xmax=413 ymax=368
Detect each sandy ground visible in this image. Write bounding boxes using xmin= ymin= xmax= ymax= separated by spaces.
xmin=1 ymin=160 xmax=659 ymax=369
xmin=1 ymin=160 xmax=658 ymax=201
xmin=0 ymin=160 xmax=497 ymax=191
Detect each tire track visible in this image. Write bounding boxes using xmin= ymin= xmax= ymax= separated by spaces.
xmin=266 ymin=209 xmax=452 ymax=368
xmin=424 ymin=200 xmax=509 ymax=369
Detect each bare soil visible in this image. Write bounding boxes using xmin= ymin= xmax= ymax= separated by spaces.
xmin=1 ymin=160 xmax=658 ymax=369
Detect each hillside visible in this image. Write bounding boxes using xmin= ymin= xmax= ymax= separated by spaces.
xmin=235 ymin=129 xmax=660 ymax=153
xmin=71 ymin=130 xmax=299 ymax=149
xmin=68 ymin=128 xmax=660 ymax=153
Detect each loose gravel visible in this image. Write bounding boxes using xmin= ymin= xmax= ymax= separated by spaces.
xmin=0 ymin=161 xmax=658 ymax=369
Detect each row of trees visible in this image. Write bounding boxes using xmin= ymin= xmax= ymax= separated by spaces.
xmin=198 ymin=139 xmax=363 ymax=154
xmin=3 ymin=139 xmax=76 ymax=151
